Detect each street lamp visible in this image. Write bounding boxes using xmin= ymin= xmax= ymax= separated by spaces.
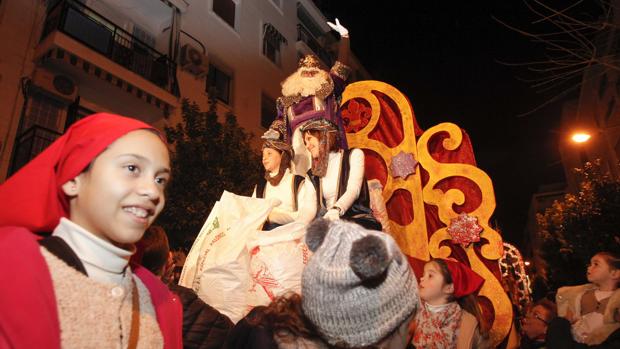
xmin=568 ymin=125 xmax=620 ymax=178
xmin=571 ymin=132 xmax=592 ymax=143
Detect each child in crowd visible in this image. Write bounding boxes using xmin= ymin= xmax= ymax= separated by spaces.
xmin=0 ymin=113 xmax=182 ymax=348
xmin=547 ymin=251 xmax=620 ymax=348
xmin=411 ymin=258 xmax=489 ymax=349
xmin=225 ymin=218 xmax=419 ymax=349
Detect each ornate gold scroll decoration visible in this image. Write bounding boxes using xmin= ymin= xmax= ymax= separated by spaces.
xmin=343 ymin=82 xmax=512 ymax=347
xmin=342 ymin=80 xmax=429 ymax=261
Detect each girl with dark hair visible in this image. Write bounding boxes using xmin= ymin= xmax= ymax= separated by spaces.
xmin=253 ymin=119 xmax=316 ymax=230
xmin=548 ymin=251 xmax=620 ymax=348
xmin=0 ymin=113 xmax=182 ymax=348
xmin=412 ymin=258 xmax=489 ymax=348
xmin=300 ymin=118 xmax=381 ymax=231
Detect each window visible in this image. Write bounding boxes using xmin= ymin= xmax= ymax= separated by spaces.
xmin=262 ymin=23 xmax=287 ymax=66
xmin=207 ymin=65 xmax=232 ymax=104
xmin=213 ymin=0 xmax=236 ymax=28
xmin=10 ymin=91 xmax=65 ymax=175
xmin=131 ymin=25 xmax=156 ymax=77
xmin=132 ymin=25 xmax=156 ymax=49
xmin=297 ymin=4 xmax=324 ymax=39
xmin=261 ymin=93 xmax=276 ymax=129
xmin=21 ymin=91 xmax=64 ymax=133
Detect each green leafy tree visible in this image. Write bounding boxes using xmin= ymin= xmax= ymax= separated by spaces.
xmin=537 ymin=160 xmax=620 ymax=291
xmin=157 ymin=98 xmax=262 ymax=249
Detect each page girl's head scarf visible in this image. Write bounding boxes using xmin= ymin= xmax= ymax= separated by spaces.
xmin=440 ymin=258 xmax=484 ymax=298
xmin=0 ymin=113 xmax=163 ymax=233
xmin=300 ymin=118 xmax=339 ymax=177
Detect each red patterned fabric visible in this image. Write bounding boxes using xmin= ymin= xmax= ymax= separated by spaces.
xmin=412 ymin=302 xmax=462 ymax=349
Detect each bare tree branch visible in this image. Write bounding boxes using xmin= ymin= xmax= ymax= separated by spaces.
xmin=495 ymin=0 xmax=620 ymax=115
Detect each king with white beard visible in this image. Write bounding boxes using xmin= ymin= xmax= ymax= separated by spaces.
xmin=277 ymin=19 xmax=352 ymax=176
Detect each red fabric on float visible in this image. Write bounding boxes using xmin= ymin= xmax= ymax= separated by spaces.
xmin=342 ymin=91 xmax=502 ymax=286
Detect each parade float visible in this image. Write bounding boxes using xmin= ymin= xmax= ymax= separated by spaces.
xmin=340 ymin=80 xmax=513 ymax=347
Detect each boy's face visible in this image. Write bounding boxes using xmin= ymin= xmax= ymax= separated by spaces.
xmin=63 ymin=130 xmax=170 ymax=247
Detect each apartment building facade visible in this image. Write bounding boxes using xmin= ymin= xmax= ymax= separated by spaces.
xmin=0 ymin=0 xmax=370 ymax=181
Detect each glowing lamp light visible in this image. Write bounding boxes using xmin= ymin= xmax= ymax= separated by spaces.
xmin=524 ymin=261 xmax=531 ymax=267
xmin=571 ymin=132 xmax=591 ymax=143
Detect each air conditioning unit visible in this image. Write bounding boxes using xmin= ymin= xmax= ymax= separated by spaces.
xmin=31 ymin=70 xmax=78 ymax=101
xmin=180 ymin=44 xmax=209 ymax=78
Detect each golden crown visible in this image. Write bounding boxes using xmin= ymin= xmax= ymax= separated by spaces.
xmin=298 ymin=55 xmax=321 ymax=68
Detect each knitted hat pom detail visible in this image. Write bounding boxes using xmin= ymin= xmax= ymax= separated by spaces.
xmin=350 ymin=235 xmax=391 ymax=281
xmin=306 ymin=218 xmax=331 ymax=252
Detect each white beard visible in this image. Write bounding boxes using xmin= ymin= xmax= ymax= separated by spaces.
xmin=281 ymin=68 xmax=331 ymax=97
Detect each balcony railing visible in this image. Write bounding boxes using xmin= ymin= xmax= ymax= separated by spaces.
xmin=9 ymin=125 xmax=62 ymax=176
xmin=41 ymin=0 xmax=179 ymax=96
xmin=297 ymin=24 xmax=333 ymax=67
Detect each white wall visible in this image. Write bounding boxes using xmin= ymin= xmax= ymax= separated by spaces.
xmin=178 ymin=0 xmax=327 ymax=135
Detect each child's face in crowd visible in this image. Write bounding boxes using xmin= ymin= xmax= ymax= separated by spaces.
xmin=62 ymin=130 xmax=170 ymax=247
xmin=419 ymin=261 xmax=454 ymax=304
xmin=587 ymin=254 xmax=615 ymax=286
xmin=262 ymin=147 xmax=282 ymax=173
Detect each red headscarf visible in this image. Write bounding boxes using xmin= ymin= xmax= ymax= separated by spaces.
xmin=0 ymin=113 xmax=160 ymax=233
xmin=442 ymin=258 xmax=484 ymax=298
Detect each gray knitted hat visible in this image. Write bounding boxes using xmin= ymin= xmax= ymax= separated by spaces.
xmin=302 ymin=219 xmax=419 ymax=348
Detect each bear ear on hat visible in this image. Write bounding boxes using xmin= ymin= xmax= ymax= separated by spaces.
xmin=306 ymin=218 xmax=331 ymax=252
xmin=350 ymin=235 xmax=391 ymax=281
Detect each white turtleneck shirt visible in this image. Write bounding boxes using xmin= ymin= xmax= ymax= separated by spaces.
xmin=52 ymin=217 xmax=134 ymax=284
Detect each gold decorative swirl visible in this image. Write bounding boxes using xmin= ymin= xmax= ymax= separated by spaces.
xmin=342 ymin=80 xmax=429 ymax=261
xmin=417 ymin=122 xmax=511 ymax=347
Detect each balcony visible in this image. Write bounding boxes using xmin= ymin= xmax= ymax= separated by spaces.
xmin=297 ymin=24 xmax=333 ymax=67
xmin=41 ymin=0 xmax=178 ymax=97
xmin=9 ymin=125 xmax=61 ymax=176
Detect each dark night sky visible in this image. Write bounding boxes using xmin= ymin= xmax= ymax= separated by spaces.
xmin=315 ymin=1 xmax=575 ymax=247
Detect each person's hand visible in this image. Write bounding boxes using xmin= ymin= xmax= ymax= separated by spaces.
xmin=268 ymin=198 xmax=282 ymax=207
xmin=323 ymin=208 xmax=340 ymax=221
xmin=327 ymin=18 xmax=349 ymax=38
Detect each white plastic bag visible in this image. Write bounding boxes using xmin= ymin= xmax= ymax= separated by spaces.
xmin=179 ymin=191 xmax=275 ymax=323
xmin=245 ymin=222 xmax=310 ymax=308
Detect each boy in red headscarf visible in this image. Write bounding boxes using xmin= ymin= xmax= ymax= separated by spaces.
xmin=0 ymin=114 xmax=182 ymax=348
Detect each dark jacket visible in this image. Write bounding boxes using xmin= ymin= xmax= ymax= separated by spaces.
xmin=223 ymin=307 xmax=278 ymax=349
xmin=168 ymin=283 xmax=233 ymax=349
